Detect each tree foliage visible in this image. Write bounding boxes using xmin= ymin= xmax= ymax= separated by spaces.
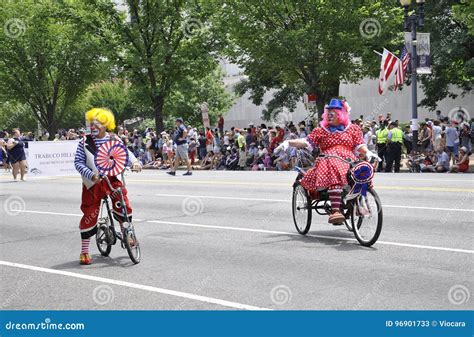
xmin=81 ymin=79 xmax=139 ymax=124
xmin=0 ymin=0 xmax=111 ymax=138
xmin=217 ymin=0 xmax=402 ymax=118
xmin=96 ymin=0 xmax=222 ymax=132
xmin=419 ymin=0 xmax=473 ymax=110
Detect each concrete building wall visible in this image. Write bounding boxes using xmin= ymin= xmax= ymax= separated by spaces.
xmin=339 ymin=78 xmax=474 ymax=123
xmin=221 ymin=60 xmax=473 ymax=128
xmin=222 ymin=75 xmax=312 ymax=129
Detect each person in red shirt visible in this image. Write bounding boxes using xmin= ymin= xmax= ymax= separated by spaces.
xmin=205 ymin=127 xmax=214 ymax=153
xmin=217 ymin=115 xmax=224 ymax=136
xmin=275 ymin=125 xmax=285 ymax=142
xmin=268 ymin=130 xmax=279 ymax=154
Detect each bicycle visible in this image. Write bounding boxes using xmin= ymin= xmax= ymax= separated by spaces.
xmin=95 ymin=173 xmax=141 ymax=264
xmin=292 ymin=152 xmax=383 ymax=247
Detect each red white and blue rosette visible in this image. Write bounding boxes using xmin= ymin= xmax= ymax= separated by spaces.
xmin=350 ymin=161 xmax=374 ymax=196
xmin=94 ymin=140 xmax=129 ymax=177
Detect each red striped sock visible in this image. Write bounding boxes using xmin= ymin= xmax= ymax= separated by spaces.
xmin=81 ymin=238 xmax=90 ymax=254
xmin=328 ymin=189 xmax=342 ymax=212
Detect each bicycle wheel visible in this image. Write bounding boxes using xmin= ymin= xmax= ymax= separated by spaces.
xmin=124 ymin=225 xmax=140 ymax=264
xmin=352 ymin=188 xmax=383 ymax=247
xmin=292 ymin=182 xmax=312 ymax=235
xmin=96 ymin=225 xmax=112 ymax=256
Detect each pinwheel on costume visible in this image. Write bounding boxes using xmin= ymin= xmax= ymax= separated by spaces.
xmin=349 ymin=162 xmax=374 ymax=197
xmin=94 ymin=141 xmax=129 ymax=177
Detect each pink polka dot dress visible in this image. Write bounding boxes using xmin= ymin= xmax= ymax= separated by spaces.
xmin=301 ymin=123 xmax=364 ymax=191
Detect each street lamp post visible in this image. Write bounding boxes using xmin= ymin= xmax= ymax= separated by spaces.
xmin=400 ymin=0 xmax=425 ymax=152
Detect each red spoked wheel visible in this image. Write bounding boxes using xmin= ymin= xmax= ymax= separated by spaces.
xmin=94 ymin=140 xmax=129 ymax=176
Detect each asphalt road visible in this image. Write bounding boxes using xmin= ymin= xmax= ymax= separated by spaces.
xmin=0 ymin=170 xmax=473 ymax=310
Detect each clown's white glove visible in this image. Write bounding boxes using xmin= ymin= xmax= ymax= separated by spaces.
xmin=365 ymin=150 xmax=381 ymax=162
xmin=274 ymin=140 xmax=290 ymax=154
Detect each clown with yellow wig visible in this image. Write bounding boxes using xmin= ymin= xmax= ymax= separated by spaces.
xmin=74 ymin=108 xmax=141 ymax=265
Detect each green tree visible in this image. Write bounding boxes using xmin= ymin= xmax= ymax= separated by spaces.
xmin=217 ymin=0 xmax=401 ymax=119
xmin=0 ymin=0 xmax=110 ymax=139
xmin=419 ymin=0 xmax=473 ymax=110
xmin=98 ymin=0 xmax=221 ymax=132
xmin=0 ymin=102 xmax=38 ymax=133
xmin=164 ymin=67 xmax=234 ymax=128
xmin=81 ymin=79 xmax=140 ymax=125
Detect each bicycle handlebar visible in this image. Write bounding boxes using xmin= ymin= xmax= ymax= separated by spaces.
xmin=98 ymin=174 xmax=120 ymax=193
xmin=316 ymin=154 xmax=354 ymax=165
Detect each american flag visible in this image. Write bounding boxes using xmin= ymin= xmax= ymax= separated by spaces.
xmin=394 ymin=46 xmax=410 ymax=89
xmin=378 ymin=49 xmax=401 ymax=95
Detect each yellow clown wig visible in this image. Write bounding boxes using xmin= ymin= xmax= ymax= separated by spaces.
xmin=85 ymin=108 xmax=116 ymax=131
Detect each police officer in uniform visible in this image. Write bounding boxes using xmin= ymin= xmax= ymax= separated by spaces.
xmin=375 ymin=122 xmax=388 ymax=172
xmin=385 ymin=121 xmax=404 ymax=173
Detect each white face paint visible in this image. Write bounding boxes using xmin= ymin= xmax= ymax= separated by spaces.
xmin=327 ymin=110 xmax=339 ymax=126
xmin=90 ymin=121 xmax=104 ymax=137
xmin=91 ymin=128 xmax=100 ymax=137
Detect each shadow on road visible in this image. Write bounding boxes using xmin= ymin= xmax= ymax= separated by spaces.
xmin=50 ymin=255 xmax=136 ymax=270
xmin=261 ymin=229 xmax=378 ymax=252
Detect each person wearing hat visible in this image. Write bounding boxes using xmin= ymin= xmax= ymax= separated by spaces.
xmin=167 ymin=117 xmax=192 ymax=176
xmin=277 ymin=98 xmax=379 ymax=225
xmin=363 ymin=124 xmax=375 ymax=151
xmin=74 ymin=108 xmax=142 ymax=265
xmin=247 ymin=142 xmax=258 ymax=166
xmin=450 ymin=146 xmax=470 ymax=173
xmin=385 ymin=121 xmax=404 ymax=173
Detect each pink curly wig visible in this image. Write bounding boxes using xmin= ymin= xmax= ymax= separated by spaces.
xmin=320 ymin=100 xmax=351 ymax=129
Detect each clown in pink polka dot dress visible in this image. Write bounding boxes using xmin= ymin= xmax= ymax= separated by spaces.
xmin=279 ymin=99 xmax=378 ymax=225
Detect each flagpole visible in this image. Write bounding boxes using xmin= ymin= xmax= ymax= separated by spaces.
xmin=401 ymin=0 xmax=425 ymax=153
xmin=373 ymin=50 xmax=383 ymax=57
xmin=410 ymin=23 xmax=418 ymax=152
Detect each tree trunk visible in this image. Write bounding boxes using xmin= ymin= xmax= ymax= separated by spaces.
xmin=46 ymin=122 xmax=57 ymax=140
xmin=154 ymin=95 xmax=165 ymax=133
xmin=46 ymin=104 xmax=56 ymax=140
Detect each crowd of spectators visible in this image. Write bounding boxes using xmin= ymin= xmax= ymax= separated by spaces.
xmin=1 ymin=109 xmax=473 ymax=174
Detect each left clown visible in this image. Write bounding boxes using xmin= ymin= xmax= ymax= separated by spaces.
xmin=74 ymin=108 xmax=141 ymax=265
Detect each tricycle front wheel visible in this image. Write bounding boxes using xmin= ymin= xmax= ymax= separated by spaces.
xmin=292 ymin=183 xmax=312 ymax=235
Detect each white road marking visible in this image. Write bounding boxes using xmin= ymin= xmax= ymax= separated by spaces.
xmin=155 ymin=193 xmax=474 ymax=212
xmin=12 ymin=209 xmax=472 ymax=254
xmin=0 ymin=260 xmax=269 ymax=310
xmin=147 ymin=220 xmax=474 ymax=254
xmin=17 ymin=210 xmax=145 ymax=222
xmin=156 ymin=193 xmax=290 ymax=203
